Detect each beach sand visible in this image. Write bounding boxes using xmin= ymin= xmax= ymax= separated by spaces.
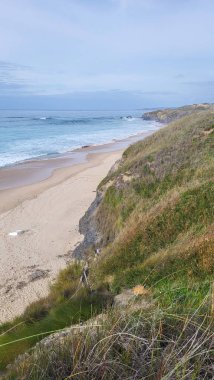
xmin=0 ymin=131 xmax=156 ymax=323
xmin=0 ymin=147 xmax=123 ymax=323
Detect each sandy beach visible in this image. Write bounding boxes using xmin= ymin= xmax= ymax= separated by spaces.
xmin=0 ymin=131 xmax=155 ymax=323
xmin=0 ymin=145 xmax=124 ymax=323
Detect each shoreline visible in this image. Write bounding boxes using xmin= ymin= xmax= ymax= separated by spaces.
xmin=0 ymin=130 xmax=156 ymax=192
xmin=0 ymin=131 xmax=155 ymax=215
xmin=0 ymin=130 xmax=156 ymax=323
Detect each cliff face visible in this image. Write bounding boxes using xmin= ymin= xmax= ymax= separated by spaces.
xmin=72 ymin=191 xmax=103 ymax=258
xmin=73 ymin=159 xmax=122 ymax=258
xmin=142 ymin=103 xmax=214 ymax=123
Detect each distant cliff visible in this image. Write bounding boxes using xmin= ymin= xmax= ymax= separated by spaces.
xmin=143 ymin=103 xmax=214 ymax=123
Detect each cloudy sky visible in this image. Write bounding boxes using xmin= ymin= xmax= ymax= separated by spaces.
xmin=0 ymin=0 xmax=213 ymax=109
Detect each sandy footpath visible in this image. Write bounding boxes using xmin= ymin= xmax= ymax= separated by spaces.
xmin=0 ymin=149 xmax=122 ymax=323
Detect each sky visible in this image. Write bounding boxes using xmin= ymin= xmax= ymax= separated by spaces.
xmin=0 ymin=0 xmax=213 ymax=109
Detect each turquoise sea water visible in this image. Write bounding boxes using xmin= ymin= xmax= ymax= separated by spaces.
xmin=0 ymin=109 xmax=159 ymax=168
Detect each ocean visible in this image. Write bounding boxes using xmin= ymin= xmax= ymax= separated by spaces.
xmin=0 ymin=109 xmax=159 ymax=168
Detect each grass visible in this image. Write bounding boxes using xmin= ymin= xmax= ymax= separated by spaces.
xmin=92 ymin=112 xmax=214 ymax=287
xmin=5 ymin=304 xmax=214 ymax=380
xmin=1 ymin=108 xmax=214 ymax=379
xmin=0 ymin=263 xmax=112 ymax=370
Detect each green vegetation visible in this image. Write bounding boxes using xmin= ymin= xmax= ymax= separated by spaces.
xmin=0 ymin=263 xmax=111 ymax=371
xmin=1 ymin=108 xmax=214 ymax=379
xmin=91 ymin=111 xmax=214 ymax=309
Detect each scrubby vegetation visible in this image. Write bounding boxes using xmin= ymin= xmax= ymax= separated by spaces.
xmin=1 ymin=108 xmax=214 ymax=379
xmin=0 ymin=263 xmax=111 ymax=372
xmin=5 ymin=306 xmax=214 ymax=380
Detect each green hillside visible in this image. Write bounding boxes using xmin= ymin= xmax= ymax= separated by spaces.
xmin=92 ymin=111 xmax=214 ymax=300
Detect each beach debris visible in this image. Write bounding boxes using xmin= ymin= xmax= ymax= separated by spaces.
xmin=4 ymin=285 xmax=13 ymax=294
xmin=17 ymin=281 xmax=27 ymax=290
xmin=26 ymin=264 xmax=38 ymax=270
xmin=28 ymin=269 xmax=49 ymax=282
xmin=8 ymin=229 xmax=29 ymax=237
xmin=80 ymin=263 xmax=90 ymax=287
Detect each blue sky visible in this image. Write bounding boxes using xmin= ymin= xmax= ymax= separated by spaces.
xmin=0 ymin=0 xmax=213 ymax=109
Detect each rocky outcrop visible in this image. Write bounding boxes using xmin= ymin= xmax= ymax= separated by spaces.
xmin=72 ymin=191 xmax=103 ymax=259
xmin=72 ymin=159 xmax=122 ymax=259
xmin=114 ymin=286 xmax=150 ymax=308
xmin=6 ymin=313 xmax=108 ymax=373
xmin=142 ymin=103 xmax=214 ymax=123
